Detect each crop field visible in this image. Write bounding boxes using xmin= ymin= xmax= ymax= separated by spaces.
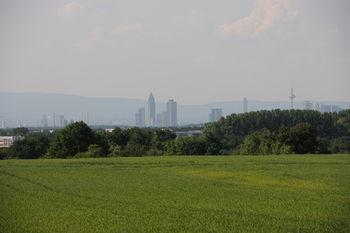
xmin=0 ymin=155 xmax=349 ymax=233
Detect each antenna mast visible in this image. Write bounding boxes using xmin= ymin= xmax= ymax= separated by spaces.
xmin=289 ymin=88 xmax=296 ymax=109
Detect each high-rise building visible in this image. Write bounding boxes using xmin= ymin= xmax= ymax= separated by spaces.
xmin=135 ymin=108 xmax=145 ymax=127
xmin=41 ymin=114 xmax=48 ymax=127
xmin=58 ymin=115 xmax=68 ymax=128
xmin=155 ymin=112 xmax=165 ymax=127
xmin=243 ymin=98 xmax=248 ymax=113
xmin=331 ymin=105 xmax=342 ymax=113
xmin=209 ymin=108 xmax=222 ymax=122
xmin=146 ymin=93 xmax=156 ymax=127
xmin=166 ymin=99 xmax=177 ymax=127
xmin=303 ymin=101 xmax=313 ymax=110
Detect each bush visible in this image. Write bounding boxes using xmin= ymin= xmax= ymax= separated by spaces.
xmin=0 ymin=148 xmax=9 ymax=160
xmin=329 ymin=137 xmax=350 ymax=153
xmin=175 ymin=136 xmax=207 ymax=155
xmin=74 ymin=144 xmax=104 ymax=158
xmin=107 ymin=145 xmax=123 ymax=157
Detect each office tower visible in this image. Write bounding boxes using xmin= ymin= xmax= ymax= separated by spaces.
xmin=209 ymin=108 xmax=223 ymax=122
xmin=331 ymin=105 xmax=342 ymax=113
xmin=146 ymin=93 xmax=156 ymax=127
xmin=87 ymin=112 xmax=90 ymax=126
xmin=41 ymin=114 xmax=48 ymax=127
xmin=135 ymin=108 xmax=145 ymax=127
xmin=303 ymin=101 xmax=313 ymax=110
xmin=166 ymin=99 xmax=177 ymax=127
xmin=243 ymin=98 xmax=248 ymax=113
xmin=58 ymin=115 xmax=67 ymax=128
xmin=323 ymin=105 xmax=332 ymax=113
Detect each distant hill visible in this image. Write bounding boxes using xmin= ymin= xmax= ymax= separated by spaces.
xmin=0 ymin=92 xmax=349 ymax=127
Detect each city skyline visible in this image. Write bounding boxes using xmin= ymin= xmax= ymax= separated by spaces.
xmin=1 ymin=0 xmax=349 ymax=104
xmin=1 ymin=91 xmax=349 ymax=128
xmin=136 ymin=93 xmax=178 ymax=127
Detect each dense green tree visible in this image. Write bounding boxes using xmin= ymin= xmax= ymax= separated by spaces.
xmin=329 ymin=137 xmax=350 ymax=153
xmin=0 ymin=148 xmax=9 ymax=159
xmin=152 ymin=129 xmax=176 ymax=151
xmin=288 ymin=123 xmax=320 ymax=154
xmin=107 ymin=127 xmax=129 ymax=146
xmin=12 ymin=127 xmax=29 ymax=136
xmin=9 ymin=134 xmax=50 ymax=159
xmin=47 ymin=121 xmax=95 ymax=158
xmin=127 ymin=128 xmax=153 ymax=147
xmin=204 ymin=109 xmax=350 ymax=154
xmin=175 ymin=136 xmax=207 ymax=155
xmin=239 ymin=129 xmax=273 ymax=155
xmin=94 ymin=131 xmax=110 ymax=155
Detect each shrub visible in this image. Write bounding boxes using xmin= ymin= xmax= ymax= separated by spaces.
xmin=74 ymin=144 xmax=104 ymax=158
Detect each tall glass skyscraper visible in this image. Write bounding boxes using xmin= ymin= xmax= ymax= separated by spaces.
xmin=146 ymin=93 xmax=156 ymax=127
xmin=166 ymin=99 xmax=177 ymax=127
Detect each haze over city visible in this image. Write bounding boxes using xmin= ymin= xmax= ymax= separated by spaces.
xmin=1 ymin=0 xmax=350 ymax=104
xmin=1 ymin=2 xmax=350 ymax=233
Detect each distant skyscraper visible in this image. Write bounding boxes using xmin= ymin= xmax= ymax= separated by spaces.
xmin=53 ymin=112 xmax=56 ymax=128
xmin=166 ymin=99 xmax=177 ymax=127
xmin=243 ymin=98 xmax=248 ymax=113
xmin=146 ymin=93 xmax=156 ymax=127
xmin=135 ymin=108 xmax=145 ymax=127
xmin=156 ymin=112 xmax=167 ymax=127
xmin=331 ymin=105 xmax=342 ymax=113
xmin=209 ymin=108 xmax=222 ymax=122
xmin=323 ymin=105 xmax=332 ymax=113
xmin=58 ymin=115 xmax=68 ymax=128
xmin=41 ymin=114 xmax=48 ymax=127
xmin=303 ymin=101 xmax=313 ymax=110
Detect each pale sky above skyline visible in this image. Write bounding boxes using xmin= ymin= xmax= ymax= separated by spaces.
xmin=1 ymin=0 xmax=350 ymax=104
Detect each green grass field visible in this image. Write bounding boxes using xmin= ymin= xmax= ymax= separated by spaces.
xmin=1 ymin=155 xmax=349 ymax=233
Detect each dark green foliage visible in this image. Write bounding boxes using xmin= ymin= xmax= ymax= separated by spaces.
xmin=0 ymin=148 xmax=9 ymax=160
xmin=47 ymin=121 xmax=95 ymax=158
xmin=288 ymin=123 xmax=320 ymax=154
xmin=8 ymin=134 xmax=50 ymax=159
xmin=94 ymin=131 xmax=110 ymax=155
xmin=107 ymin=127 xmax=129 ymax=146
xmin=205 ymin=109 xmax=350 ymax=155
xmin=238 ymin=129 xmax=292 ymax=155
xmin=11 ymin=127 xmax=30 ymax=136
xmin=174 ymin=136 xmax=208 ymax=155
xmin=74 ymin=144 xmax=104 ymax=158
xmin=107 ymin=145 xmax=122 ymax=157
xmin=152 ymin=129 xmax=177 ymax=151
xmin=329 ymin=137 xmax=350 ymax=153
xmin=6 ymin=110 xmax=350 ymax=158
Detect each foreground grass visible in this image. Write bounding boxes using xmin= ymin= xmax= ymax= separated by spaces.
xmin=0 ymin=155 xmax=349 ymax=233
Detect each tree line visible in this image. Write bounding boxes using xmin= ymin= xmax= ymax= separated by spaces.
xmin=0 ymin=109 xmax=349 ymax=159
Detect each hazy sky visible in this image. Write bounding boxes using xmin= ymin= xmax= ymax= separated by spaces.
xmin=1 ymin=0 xmax=350 ymax=104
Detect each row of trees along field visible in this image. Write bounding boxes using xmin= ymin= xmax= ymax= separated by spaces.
xmin=0 ymin=109 xmax=349 ymax=159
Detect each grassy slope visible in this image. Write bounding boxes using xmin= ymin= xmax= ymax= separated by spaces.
xmin=0 ymin=155 xmax=349 ymax=233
